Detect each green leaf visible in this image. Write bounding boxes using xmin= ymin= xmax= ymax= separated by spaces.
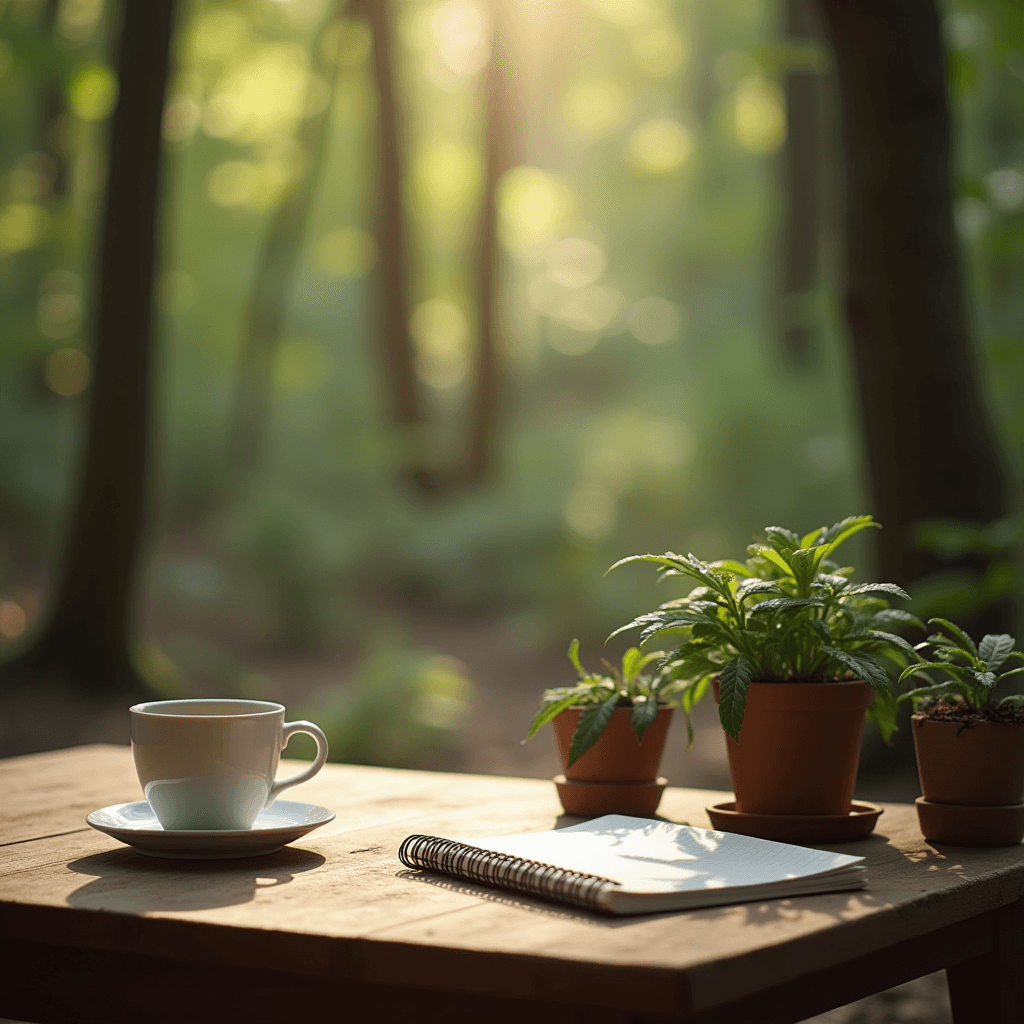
xmin=817 ymin=515 xmax=878 ymax=549
xmin=863 ymin=630 xmax=918 ymax=657
xmin=928 ymin=618 xmax=978 ymax=657
xmin=843 ymin=583 xmax=911 ymax=601
xmin=751 ymin=545 xmax=796 ymax=577
xmin=712 ymin=559 xmax=754 ymax=577
xmin=867 ymin=688 xmax=900 ymax=743
xmin=737 ymin=579 xmax=784 ymax=599
xmin=765 ymin=526 xmax=801 ymax=551
xmin=870 ymin=608 xmax=926 ymax=630
xmin=718 ymin=656 xmax=752 ymax=742
xmin=898 ymin=661 xmax=968 ymax=685
xmin=567 ymin=638 xmax=586 ymax=679
xmin=800 ymin=527 xmax=823 ymax=548
xmin=979 ymin=634 xmax=1016 ymax=672
xmin=525 ymin=693 xmax=582 ymax=740
xmin=998 ymin=694 xmax=1024 ymax=711
xmin=631 ymin=698 xmax=659 ymax=740
xmin=748 ymin=596 xmax=823 ymax=614
xmin=898 ymin=682 xmax=962 ymax=705
xmin=620 ymin=646 xmax=643 ymax=682
xmin=822 ymin=647 xmax=891 ymax=690
xmin=568 ymin=692 xmax=621 ymax=767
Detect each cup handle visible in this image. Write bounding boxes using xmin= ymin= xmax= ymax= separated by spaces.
xmin=268 ymin=721 xmax=329 ymax=803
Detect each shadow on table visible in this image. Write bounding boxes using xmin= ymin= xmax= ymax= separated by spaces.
xmin=396 ymin=868 xmax=883 ymax=929
xmin=64 ymin=846 xmax=326 ymax=912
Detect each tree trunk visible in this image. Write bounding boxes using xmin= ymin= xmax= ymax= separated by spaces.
xmin=366 ymin=0 xmax=436 ymax=494
xmin=464 ymin=3 xmax=516 ymax=485
xmin=777 ymin=0 xmax=822 ymax=367
xmin=815 ymin=0 xmax=1014 ymax=635
xmin=1 ymin=1 xmax=177 ymax=694
xmin=226 ymin=0 xmax=348 ymax=482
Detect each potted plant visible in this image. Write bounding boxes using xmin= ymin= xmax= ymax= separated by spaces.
xmin=899 ymin=620 xmax=1024 ymax=846
xmin=608 ymin=516 xmax=916 ymax=840
xmin=524 ymin=641 xmax=676 ymax=816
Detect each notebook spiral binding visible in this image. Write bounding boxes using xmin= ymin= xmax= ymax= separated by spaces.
xmin=399 ymin=834 xmax=619 ymax=912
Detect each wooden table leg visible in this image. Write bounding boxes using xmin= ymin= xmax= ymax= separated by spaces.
xmin=947 ymin=898 xmax=1024 ymax=1024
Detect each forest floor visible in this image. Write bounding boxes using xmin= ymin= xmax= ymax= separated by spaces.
xmin=1 ymin=610 xmax=951 ymax=1024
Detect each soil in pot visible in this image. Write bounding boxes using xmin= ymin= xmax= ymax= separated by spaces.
xmin=715 ymin=678 xmax=874 ymax=816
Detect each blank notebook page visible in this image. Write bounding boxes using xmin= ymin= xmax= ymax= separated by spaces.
xmin=462 ymin=814 xmax=864 ymax=894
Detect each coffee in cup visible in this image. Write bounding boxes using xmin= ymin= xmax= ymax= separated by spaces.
xmin=130 ymin=699 xmax=329 ymax=830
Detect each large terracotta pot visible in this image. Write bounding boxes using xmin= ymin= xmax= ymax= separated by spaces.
xmin=912 ymin=715 xmax=1024 ymax=805
xmin=714 ymin=679 xmax=874 ymax=816
xmin=912 ymin=714 xmax=1024 ymax=846
xmin=551 ymin=706 xmax=673 ymax=816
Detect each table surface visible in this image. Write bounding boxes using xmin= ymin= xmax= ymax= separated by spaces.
xmin=3 ymin=744 xmax=1024 ymax=1020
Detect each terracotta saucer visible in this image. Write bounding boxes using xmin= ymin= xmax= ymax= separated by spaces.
xmin=554 ymin=775 xmax=667 ymax=817
xmin=705 ymin=801 xmax=882 ymax=843
xmin=916 ymin=797 xmax=1024 ymax=847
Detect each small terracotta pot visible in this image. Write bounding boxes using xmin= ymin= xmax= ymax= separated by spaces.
xmin=551 ymin=706 xmax=673 ymax=816
xmin=714 ymin=678 xmax=874 ymax=816
xmin=553 ymin=706 xmax=673 ymax=782
xmin=912 ymin=715 xmax=1024 ymax=805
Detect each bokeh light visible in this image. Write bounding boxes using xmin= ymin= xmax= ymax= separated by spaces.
xmin=411 ymin=299 xmax=471 ymax=390
xmin=733 ymin=75 xmax=786 ymax=154
xmin=45 ymin=348 xmax=91 ymax=397
xmin=628 ymin=119 xmax=693 ymax=174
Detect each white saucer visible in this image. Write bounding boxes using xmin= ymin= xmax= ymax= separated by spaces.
xmin=86 ymin=800 xmax=335 ymax=859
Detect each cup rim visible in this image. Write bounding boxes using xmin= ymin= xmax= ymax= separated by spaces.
xmin=129 ymin=698 xmax=285 ymax=719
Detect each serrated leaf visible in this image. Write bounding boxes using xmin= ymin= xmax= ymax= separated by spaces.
xmin=712 ymin=559 xmax=754 ymax=577
xmin=863 ymin=630 xmax=918 ymax=657
xmin=822 ymin=647 xmax=890 ymax=690
xmin=844 ymin=582 xmax=911 ymax=601
xmin=765 ymin=526 xmax=801 ymax=551
xmin=630 ymin=698 xmax=659 ymax=740
xmin=748 ymin=596 xmax=823 ymax=613
xmin=928 ymin=618 xmax=978 ymax=657
xmin=898 ymin=661 xmax=967 ymax=685
xmin=979 ymin=634 xmax=1016 ymax=672
xmin=567 ymin=692 xmax=621 ymax=766
xmin=718 ymin=656 xmax=752 ymax=742
xmin=871 ymin=608 xmax=925 ymax=630
xmin=970 ymin=669 xmax=997 ymax=690
xmin=737 ymin=579 xmax=784 ymax=598
xmin=525 ymin=693 xmax=582 ymax=740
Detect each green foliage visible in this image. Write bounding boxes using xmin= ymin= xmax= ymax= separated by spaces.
xmin=524 ymin=639 xmax=666 ymax=766
xmin=299 ymin=640 xmax=472 ymax=769
xmin=898 ymin=619 xmax=1024 ymax=714
xmin=609 ymin=516 xmax=918 ymax=742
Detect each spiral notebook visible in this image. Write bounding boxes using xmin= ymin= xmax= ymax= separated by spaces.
xmin=399 ymin=814 xmax=867 ymax=915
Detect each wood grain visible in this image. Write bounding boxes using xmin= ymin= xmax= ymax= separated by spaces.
xmin=2 ymin=744 xmax=1024 ymax=1020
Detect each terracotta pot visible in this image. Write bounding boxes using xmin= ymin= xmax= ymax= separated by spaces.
xmin=915 ymin=798 xmax=1024 ymax=847
xmin=714 ymin=678 xmax=874 ymax=816
xmin=553 ymin=706 xmax=673 ymax=782
xmin=551 ymin=706 xmax=673 ymax=816
xmin=912 ymin=715 xmax=1024 ymax=805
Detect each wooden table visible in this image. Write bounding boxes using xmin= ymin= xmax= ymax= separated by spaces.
xmin=1 ymin=745 xmax=1022 ymax=1024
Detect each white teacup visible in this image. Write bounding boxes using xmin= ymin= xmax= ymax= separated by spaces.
xmin=130 ymin=699 xmax=329 ymax=831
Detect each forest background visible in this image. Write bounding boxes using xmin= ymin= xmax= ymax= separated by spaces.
xmin=1 ymin=0 xmax=1023 ymax=795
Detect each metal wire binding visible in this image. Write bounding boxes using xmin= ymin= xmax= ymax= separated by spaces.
xmin=398 ymin=834 xmax=619 ymax=912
